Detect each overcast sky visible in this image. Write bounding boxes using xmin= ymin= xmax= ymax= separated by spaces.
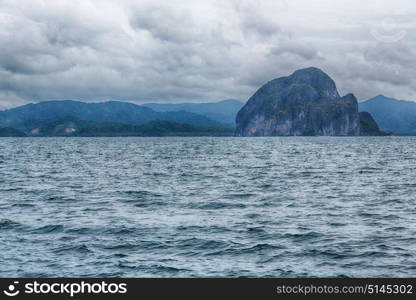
xmin=0 ymin=0 xmax=415 ymax=109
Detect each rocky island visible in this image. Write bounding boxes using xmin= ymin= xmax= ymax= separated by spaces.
xmin=235 ymin=67 xmax=386 ymax=136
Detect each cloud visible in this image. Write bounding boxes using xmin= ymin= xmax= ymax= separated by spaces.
xmin=0 ymin=0 xmax=415 ymax=109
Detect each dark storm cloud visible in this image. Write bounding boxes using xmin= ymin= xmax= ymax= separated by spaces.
xmin=0 ymin=0 xmax=415 ymax=109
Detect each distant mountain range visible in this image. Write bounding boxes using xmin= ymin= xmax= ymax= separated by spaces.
xmin=0 ymin=100 xmax=238 ymax=137
xmin=143 ymin=99 xmax=244 ymax=125
xmin=2 ymin=94 xmax=416 ymax=137
xmin=359 ymin=95 xmax=416 ymax=135
xmin=0 ymin=100 xmax=221 ymax=129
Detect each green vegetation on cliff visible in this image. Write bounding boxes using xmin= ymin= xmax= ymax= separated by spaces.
xmin=21 ymin=118 xmax=234 ymax=137
xmin=0 ymin=127 xmax=26 ymax=137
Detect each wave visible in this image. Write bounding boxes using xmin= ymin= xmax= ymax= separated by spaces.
xmin=187 ymin=202 xmax=246 ymax=210
xmin=53 ymin=244 xmax=92 ymax=254
xmin=30 ymin=224 xmax=64 ymax=234
xmin=0 ymin=219 xmax=24 ymax=230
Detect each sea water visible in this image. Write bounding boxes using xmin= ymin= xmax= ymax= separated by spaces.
xmin=0 ymin=137 xmax=415 ymax=277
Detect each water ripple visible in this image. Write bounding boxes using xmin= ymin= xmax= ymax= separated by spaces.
xmin=0 ymin=137 xmax=415 ymax=277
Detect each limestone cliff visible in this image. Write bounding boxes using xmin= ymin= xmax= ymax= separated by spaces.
xmin=235 ymin=67 xmax=383 ymax=136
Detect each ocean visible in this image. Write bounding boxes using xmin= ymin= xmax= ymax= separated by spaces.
xmin=0 ymin=137 xmax=415 ymax=277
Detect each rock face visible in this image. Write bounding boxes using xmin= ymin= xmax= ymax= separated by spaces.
xmin=359 ymin=112 xmax=388 ymax=136
xmin=235 ymin=67 xmax=382 ymax=136
xmin=359 ymin=95 xmax=415 ymax=135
